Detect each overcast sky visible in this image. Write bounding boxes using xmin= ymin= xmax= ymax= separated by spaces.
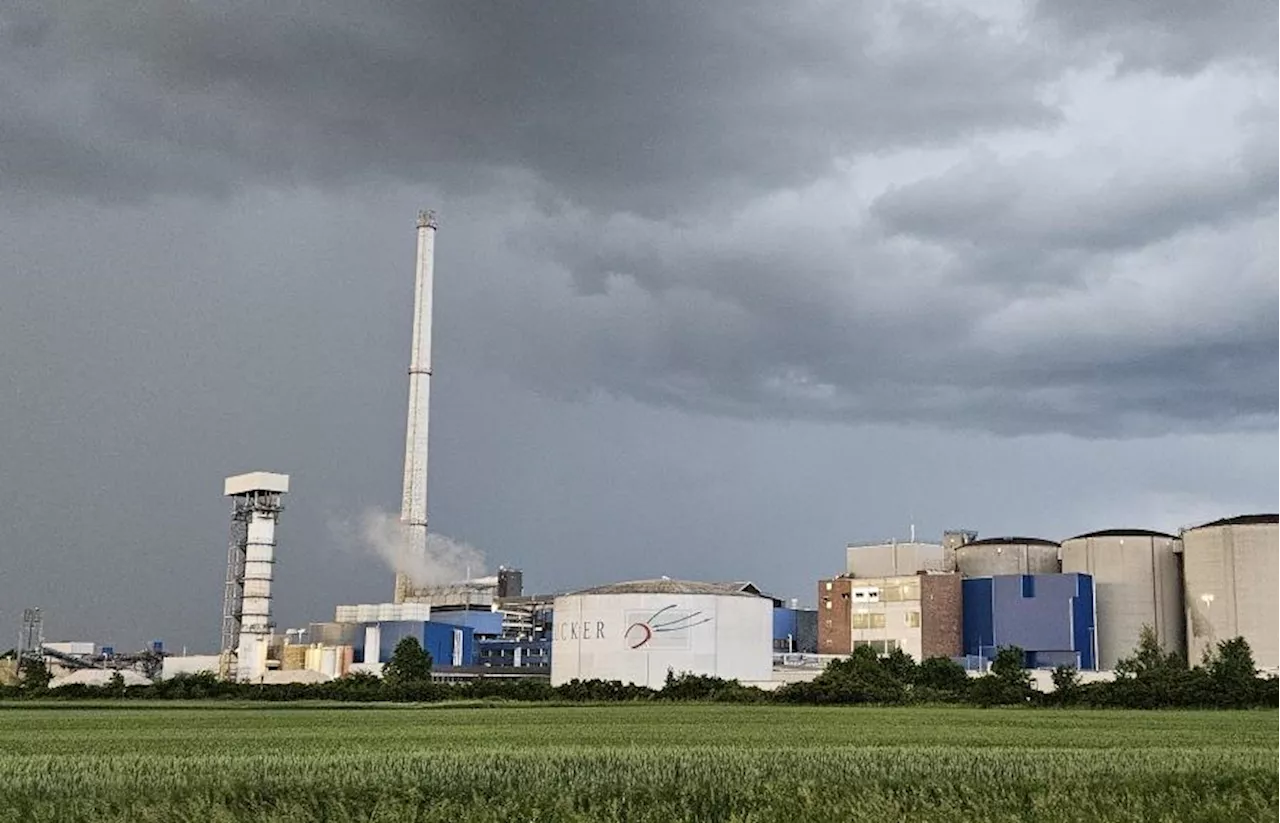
xmin=1 ymin=1 xmax=1275 ymax=652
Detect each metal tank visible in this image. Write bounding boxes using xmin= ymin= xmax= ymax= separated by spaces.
xmin=1061 ymin=529 xmax=1183 ymax=671
xmin=551 ymin=579 xmax=773 ymax=688
xmin=1181 ymin=515 xmax=1279 ymax=671
xmin=954 ymin=537 xmax=1061 ymax=578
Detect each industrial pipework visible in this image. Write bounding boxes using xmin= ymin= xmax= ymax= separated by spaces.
xmin=220 ymin=471 xmax=289 ymax=681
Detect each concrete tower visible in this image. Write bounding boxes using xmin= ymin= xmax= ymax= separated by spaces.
xmin=395 ymin=210 xmax=437 ymax=603
xmin=220 ymin=471 xmax=288 ymax=681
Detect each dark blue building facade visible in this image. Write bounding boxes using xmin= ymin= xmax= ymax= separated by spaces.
xmin=772 ymin=607 xmax=818 ymax=653
xmin=370 ymin=620 xmax=475 ymax=668
xmin=427 ymin=609 xmax=504 ymax=636
xmin=475 ymin=638 xmax=552 ymax=669
xmin=962 ymin=573 xmax=1095 ymax=669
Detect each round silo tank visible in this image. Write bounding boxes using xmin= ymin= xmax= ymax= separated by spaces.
xmin=1061 ymin=529 xmax=1183 ymax=671
xmin=1181 ymin=514 xmax=1279 ymax=672
xmin=954 ymin=537 xmax=1061 ymax=577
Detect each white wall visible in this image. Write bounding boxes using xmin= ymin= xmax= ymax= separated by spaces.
xmin=551 ymin=593 xmax=772 ymax=688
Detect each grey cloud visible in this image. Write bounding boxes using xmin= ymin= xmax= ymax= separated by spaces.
xmin=870 ymin=131 xmax=1278 ymax=260
xmin=1035 ymin=0 xmax=1277 ymax=74
xmin=2 ymin=2 xmax=1056 ymax=207
xmin=482 ymin=172 xmax=1276 ymax=437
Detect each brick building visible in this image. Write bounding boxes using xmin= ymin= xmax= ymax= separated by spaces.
xmin=817 ymin=572 xmax=962 ymax=660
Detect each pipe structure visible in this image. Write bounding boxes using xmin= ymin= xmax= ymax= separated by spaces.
xmin=220 ymin=472 xmax=288 ymax=681
xmin=396 ymin=210 xmax=437 ymax=602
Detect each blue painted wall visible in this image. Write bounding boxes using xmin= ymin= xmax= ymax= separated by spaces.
xmin=962 ymin=574 xmax=1095 ymax=669
xmin=427 ymin=609 xmax=504 ymax=636
xmin=962 ymin=577 xmax=994 ymax=657
xmin=373 ymin=620 xmax=475 ymax=667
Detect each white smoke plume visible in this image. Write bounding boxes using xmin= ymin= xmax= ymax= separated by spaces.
xmin=336 ymin=507 xmax=487 ymax=587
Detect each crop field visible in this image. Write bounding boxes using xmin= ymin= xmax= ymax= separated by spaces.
xmin=0 ymin=703 xmax=1275 ymax=822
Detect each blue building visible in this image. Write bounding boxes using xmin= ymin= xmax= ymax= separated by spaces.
xmin=366 ymin=621 xmax=475 ymax=668
xmin=962 ymin=573 xmax=1096 ymax=670
xmin=772 ymin=607 xmax=818 ymax=653
xmin=427 ymin=608 xmax=504 ymax=637
xmin=475 ymin=637 xmax=552 ymax=669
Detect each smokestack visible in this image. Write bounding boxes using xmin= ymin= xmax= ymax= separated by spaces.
xmin=395 ymin=210 xmax=437 ymax=603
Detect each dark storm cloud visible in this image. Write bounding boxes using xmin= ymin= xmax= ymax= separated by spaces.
xmin=3 ymin=2 xmax=1055 ymax=207
xmin=0 ymin=0 xmax=1273 ymax=444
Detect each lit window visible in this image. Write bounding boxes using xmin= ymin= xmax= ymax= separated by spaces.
xmin=852 ymin=613 xmax=886 ymax=630
xmin=905 ymin=611 xmax=920 ymax=628
xmin=825 ymin=601 xmax=832 ymax=610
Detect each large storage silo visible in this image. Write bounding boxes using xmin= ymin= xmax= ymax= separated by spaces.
xmin=954 ymin=537 xmax=1060 ymax=578
xmin=551 ymin=579 xmax=773 ymax=688
xmin=1061 ymin=529 xmax=1183 ymax=670
xmin=1181 ymin=515 xmax=1279 ymax=671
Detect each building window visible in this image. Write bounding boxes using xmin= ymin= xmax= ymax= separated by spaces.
xmin=905 ymin=611 xmax=920 ymax=628
xmin=825 ymin=581 xmax=833 ymax=591
xmin=825 ymin=601 xmax=832 ymax=610
xmin=851 ymin=613 xmax=886 ymax=629
xmin=853 ymin=639 xmax=900 ymax=655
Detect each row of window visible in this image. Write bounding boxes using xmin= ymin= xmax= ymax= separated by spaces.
xmin=852 ymin=639 xmax=900 ymax=654
xmin=850 ymin=611 xmax=920 ymax=629
xmin=822 ymin=581 xmax=922 ymax=602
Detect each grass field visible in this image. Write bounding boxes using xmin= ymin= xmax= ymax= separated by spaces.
xmin=0 ymin=702 xmax=1275 ymax=822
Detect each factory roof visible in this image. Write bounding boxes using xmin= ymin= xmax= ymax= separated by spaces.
xmin=569 ymin=579 xmax=767 ymax=597
xmin=1065 ymin=528 xmax=1177 ymax=540
xmin=1186 ymin=514 xmax=1279 ymax=530
xmin=959 ymin=536 xmax=1061 ymax=548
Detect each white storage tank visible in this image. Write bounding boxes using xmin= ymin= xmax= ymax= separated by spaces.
xmin=550 ymin=579 xmax=773 ymax=689
xmin=1181 ymin=514 xmax=1279 ymax=671
xmin=954 ymin=537 xmax=1061 ymax=578
xmin=1061 ymin=529 xmax=1183 ymax=670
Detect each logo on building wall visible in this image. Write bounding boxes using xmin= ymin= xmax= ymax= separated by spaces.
xmin=624 ymin=605 xmax=713 ymax=650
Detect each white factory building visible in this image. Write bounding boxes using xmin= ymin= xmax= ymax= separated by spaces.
xmin=551 ymin=579 xmax=774 ymax=689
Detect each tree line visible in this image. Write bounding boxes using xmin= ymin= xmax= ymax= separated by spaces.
xmin=3 ymin=629 xmax=1275 ymax=709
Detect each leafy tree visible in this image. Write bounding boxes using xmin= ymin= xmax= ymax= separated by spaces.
xmin=108 ymin=671 xmax=127 ymax=698
xmin=782 ymin=646 xmax=906 ymax=704
xmin=880 ymin=647 xmax=917 ymax=685
xmin=915 ymin=657 xmax=970 ymax=694
xmin=18 ymin=658 xmax=51 ymax=691
xmin=990 ymin=646 xmax=1029 ymax=685
xmin=1050 ymin=664 xmax=1079 ymax=693
xmin=1048 ymin=665 xmax=1080 ymax=706
xmin=383 ymin=637 xmax=433 ymax=687
xmin=1114 ymin=625 xmax=1183 ymax=678
xmin=1204 ymin=637 xmax=1258 ymax=707
xmin=971 ymin=646 xmax=1033 ymax=707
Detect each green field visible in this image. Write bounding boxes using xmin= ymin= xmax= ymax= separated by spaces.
xmin=0 ymin=703 xmax=1275 ymax=822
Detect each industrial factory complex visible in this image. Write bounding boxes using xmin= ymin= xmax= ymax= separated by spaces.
xmin=11 ymin=211 xmax=1278 ymax=691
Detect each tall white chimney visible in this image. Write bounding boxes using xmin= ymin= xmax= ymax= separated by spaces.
xmin=395 ymin=210 xmax=437 ymax=602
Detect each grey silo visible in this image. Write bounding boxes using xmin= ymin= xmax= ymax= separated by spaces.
xmin=1181 ymin=515 xmax=1279 ymax=672
xmin=954 ymin=536 xmax=1061 ymax=578
xmin=1061 ymin=529 xmax=1183 ymax=671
